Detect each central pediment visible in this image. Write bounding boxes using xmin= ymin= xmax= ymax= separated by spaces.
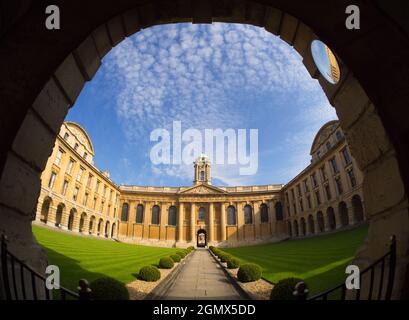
xmin=179 ymin=184 xmax=227 ymax=195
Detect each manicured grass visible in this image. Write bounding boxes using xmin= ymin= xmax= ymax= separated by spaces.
xmin=223 ymin=225 xmax=368 ymax=296
xmin=32 ymin=225 xmax=179 ymax=292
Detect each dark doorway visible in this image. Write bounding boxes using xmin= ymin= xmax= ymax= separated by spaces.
xmin=197 ymin=229 xmax=207 ymax=248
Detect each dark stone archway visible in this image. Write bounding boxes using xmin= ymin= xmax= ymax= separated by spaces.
xmin=197 ymin=229 xmax=207 ymax=248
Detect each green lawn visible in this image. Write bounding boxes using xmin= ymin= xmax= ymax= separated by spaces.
xmin=32 ymin=225 xmax=179 ymax=291
xmin=223 ymin=225 xmax=368 ymax=296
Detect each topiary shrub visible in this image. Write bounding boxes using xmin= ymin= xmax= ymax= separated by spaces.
xmin=90 ymin=277 xmax=129 ymax=300
xmin=237 ymin=263 xmax=262 ymax=283
xmin=227 ymin=257 xmax=240 ymax=269
xmin=219 ymin=253 xmax=232 ymax=263
xmin=159 ymin=257 xmax=174 ymax=269
xmin=139 ymin=265 xmax=161 ymax=282
xmin=176 ymin=250 xmax=186 ymax=258
xmin=170 ymin=254 xmax=181 ymax=263
xmin=270 ymin=278 xmax=305 ymax=300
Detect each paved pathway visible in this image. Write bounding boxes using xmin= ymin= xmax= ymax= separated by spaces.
xmin=162 ymin=249 xmax=243 ymax=300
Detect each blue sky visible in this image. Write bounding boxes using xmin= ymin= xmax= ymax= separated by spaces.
xmin=67 ymin=23 xmax=337 ymax=187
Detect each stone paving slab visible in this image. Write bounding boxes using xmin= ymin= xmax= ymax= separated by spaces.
xmin=162 ymin=249 xmax=243 ymax=300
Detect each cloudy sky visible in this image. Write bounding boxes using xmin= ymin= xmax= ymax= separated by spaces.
xmin=67 ymin=23 xmax=337 ymax=187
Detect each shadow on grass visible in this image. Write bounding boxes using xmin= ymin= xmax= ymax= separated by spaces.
xmin=42 ymin=247 xmax=109 ymax=293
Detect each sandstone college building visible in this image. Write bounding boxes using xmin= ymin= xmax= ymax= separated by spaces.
xmin=35 ymin=121 xmax=366 ymax=248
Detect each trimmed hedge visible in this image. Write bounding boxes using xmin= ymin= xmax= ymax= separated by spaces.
xmin=139 ymin=265 xmax=161 ymax=282
xmin=237 ymin=263 xmax=262 ymax=283
xmin=90 ymin=277 xmax=129 ymax=300
xmin=176 ymin=250 xmax=187 ymax=258
xmin=159 ymin=256 xmax=174 ymax=269
xmin=270 ymin=278 xmax=305 ymax=300
xmin=227 ymin=257 xmax=240 ymax=269
xmin=219 ymin=253 xmax=232 ymax=263
xmin=170 ymin=254 xmax=181 ymax=263
xmin=187 ymin=246 xmax=195 ymax=252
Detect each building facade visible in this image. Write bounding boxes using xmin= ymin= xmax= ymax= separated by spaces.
xmin=35 ymin=120 xmax=365 ymax=247
xmin=34 ymin=122 xmax=121 ymax=238
xmin=282 ymin=120 xmax=365 ymax=238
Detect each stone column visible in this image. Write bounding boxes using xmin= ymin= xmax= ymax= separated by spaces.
xmin=143 ymin=202 xmax=151 ymax=239
xmin=209 ymin=202 xmax=214 ymax=243
xmin=220 ymin=202 xmax=226 ymax=241
xmin=160 ymin=203 xmax=167 ymax=241
xmin=72 ymin=212 xmax=80 ymax=232
xmin=237 ymin=202 xmax=244 ymax=241
xmin=81 ymin=215 xmax=89 ymax=233
xmin=60 ymin=209 xmax=70 ymax=230
xmin=190 ymin=202 xmax=196 ymax=243
xmin=177 ymin=202 xmax=184 ymax=242
xmin=46 ymin=205 xmax=57 ymax=227
xmin=254 ymin=201 xmax=261 ymax=239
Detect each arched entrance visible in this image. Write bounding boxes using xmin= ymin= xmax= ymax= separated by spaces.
xmin=197 ymin=229 xmax=207 ymax=248
xmin=0 ymin=1 xmax=408 ymax=298
xmin=338 ymin=201 xmax=349 ymax=227
xmin=352 ymin=195 xmax=364 ymax=223
xmin=39 ymin=197 xmax=52 ymax=224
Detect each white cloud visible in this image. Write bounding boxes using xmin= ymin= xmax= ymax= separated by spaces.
xmin=98 ymin=23 xmax=337 ymax=186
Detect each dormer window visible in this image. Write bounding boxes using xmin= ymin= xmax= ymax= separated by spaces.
xmin=74 ymin=143 xmax=79 ymax=151
xmin=83 ymin=152 xmax=88 ymax=160
xmin=63 ymin=133 xmax=69 ymax=141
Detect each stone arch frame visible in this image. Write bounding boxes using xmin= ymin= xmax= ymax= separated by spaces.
xmin=244 ymin=204 xmax=253 ymax=225
xmin=227 ymin=205 xmax=236 ymax=225
xmin=308 ymin=214 xmax=315 ymax=234
xmin=97 ymin=218 xmax=104 ymax=235
xmin=300 ymin=217 xmax=306 ymax=236
xmin=89 ymin=215 xmax=96 ymax=234
xmin=293 ymin=220 xmax=299 ymax=237
xmin=105 ymin=221 xmax=110 ymax=237
xmin=55 ymin=204 xmax=65 ymax=227
xmin=260 ymin=203 xmax=269 ymax=223
xmin=198 ymin=207 xmax=206 ymax=221
xmin=0 ymin=1 xmax=408 ymax=298
xmin=274 ymin=202 xmax=283 ymax=221
xmin=111 ymin=222 xmax=116 ymax=238
xmin=317 ymin=211 xmax=325 ymax=233
xmin=79 ymin=212 xmax=87 ymax=233
xmin=135 ymin=203 xmax=144 ymax=224
xmin=67 ymin=208 xmax=77 ymax=231
xmin=39 ymin=196 xmax=53 ymax=224
xmin=338 ymin=201 xmax=349 ymax=227
xmin=168 ymin=206 xmax=177 ymax=226
xmin=352 ymin=194 xmax=365 ymax=223
xmin=121 ymin=203 xmax=129 ymax=222
xmin=326 ymin=207 xmax=336 ymax=231
xmin=151 ymin=205 xmax=160 ymax=225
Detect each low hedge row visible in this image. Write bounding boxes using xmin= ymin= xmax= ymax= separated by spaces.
xmin=138 ymin=247 xmax=196 ymax=283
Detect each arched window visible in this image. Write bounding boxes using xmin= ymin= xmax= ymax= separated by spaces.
xmin=200 ymin=171 xmax=205 ymax=181
xmin=260 ymin=204 xmax=269 ymax=223
xmin=168 ymin=206 xmax=177 ymax=226
xmin=151 ymin=205 xmax=160 ymax=225
xmin=227 ymin=206 xmax=236 ymax=225
xmin=198 ymin=207 xmax=206 ymax=220
xmin=275 ymin=202 xmax=283 ymax=221
xmin=136 ymin=204 xmax=144 ymax=224
xmin=244 ymin=205 xmax=253 ymax=225
xmin=121 ymin=203 xmax=129 ymax=222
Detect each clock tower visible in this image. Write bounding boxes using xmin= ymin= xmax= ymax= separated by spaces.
xmin=194 ymin=154 xmax=211 ymax=185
